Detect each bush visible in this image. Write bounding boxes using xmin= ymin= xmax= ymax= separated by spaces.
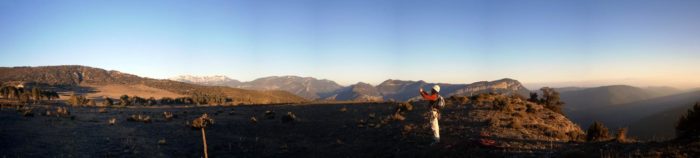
xmin=67 ymin=94 xmax=88 ymax=106
xmin=615 ymin=128 xmax=629 ymax=143
xmin=540 ymin=87 xmax=564 ymax=115
xmin=676 ymin=102 xmax=700 ymax=139
xmin=119 ymin=95 xmax=130 ymax=106
xmin=103 ymin=97 xmax=113 ymax=106
xmin=586 ymin=121 xmax=610 ymax=142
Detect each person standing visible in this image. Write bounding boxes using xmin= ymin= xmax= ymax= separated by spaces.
xmin=419 ymin=85 xmax=444 ymax=145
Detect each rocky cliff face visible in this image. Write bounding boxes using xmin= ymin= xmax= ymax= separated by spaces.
xmin=446 ymin=78 xmax=530 ymax=98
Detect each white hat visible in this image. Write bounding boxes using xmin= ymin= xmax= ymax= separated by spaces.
xmin=432 ymin=85 xmax=441 ymax=93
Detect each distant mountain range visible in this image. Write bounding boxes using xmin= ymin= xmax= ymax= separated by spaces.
xmin=171 ymin=75 xmax=343 ymax=100
xmin=560 ymin=85 xmax=682 ymax=113
xmin=0 ymin=66 xmax=306 ymax=104
xmin=169 ymin=75 xmax=241 ymax=87
xmin=174 ymin=75 xmax=530 ymax=102
xmin=558 ymin=85 xmax=698 ymax=140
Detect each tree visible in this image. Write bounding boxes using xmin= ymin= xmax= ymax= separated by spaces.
xmin=31 ymin=87 xmax=41 ymax=103
xmin=120 ymin=95 xmax=130 ymax=106
xmin=528 ymin=92 xmax=540 ymax=103
xmin=1 ymin=86 xmax=19 ymax=99
xmin=19 ymin=93 xmax=32 ymax=104
xmin=68 ymin=94 xmax=88 ymax=106
xmin=676 ymin=102 xmax=700 ymax=139
xmin=42 ymin=91 xmax=59 ymax=100
xmin=586 ymin=121 xmax=610 ymax=142
xmin=147 ymin=97 xmax=157 ymax=106
xmin=103 ymin=97 xmax=113 ymax=107
xmin=540 ymin=87 xmax=564 ymax=114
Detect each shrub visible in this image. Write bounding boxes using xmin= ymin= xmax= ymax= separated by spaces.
xmin=103 ymin=97 xmax=113 ymax=106
xmin=586 ymin=121 xmax=610 ymax=142
xmin=67 ymin=94 xmax=88 ymax=106
xmin=398 ymin=102 xmax=413 ymax=111
xmin=676 ymin=102 xmax=700 ymax=139
xmin=615 ymin=127 xmax=629 ymax=143
xmin=526 ymin=104 xmax=536 ymax=113
xmin=147 ymin=97 xmax=158 ymax=106
xmin=541 ymin=87 xmax=564 ymax=115
xmin=190 ymin=113 xmax=214 ymax=129
xmin=528 ymin=92 xmax=540 ymax=103
xmin=494 ymin=97 xmax=513 ymax=112
xmin=119 ymin=95 xmax=130 ymax=106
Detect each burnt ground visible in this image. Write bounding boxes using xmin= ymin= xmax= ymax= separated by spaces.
xmin=0 ymin=102 xmax=697 ymax=158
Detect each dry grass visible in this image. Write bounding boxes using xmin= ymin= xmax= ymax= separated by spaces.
xmin=58 ymin=84 xmax=186 ymax=100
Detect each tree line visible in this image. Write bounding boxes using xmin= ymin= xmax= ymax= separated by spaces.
xmin=0 ymin=86 xmax=60 ymax=104
xmin=67 ymin=93 xmax=233 ymax=107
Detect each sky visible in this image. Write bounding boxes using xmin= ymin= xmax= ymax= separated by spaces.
xmin=1 ymin=0 xmax=699 ymax=88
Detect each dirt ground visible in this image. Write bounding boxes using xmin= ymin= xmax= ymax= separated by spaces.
xmin=0 ymin=102 xmax=696 ymax=158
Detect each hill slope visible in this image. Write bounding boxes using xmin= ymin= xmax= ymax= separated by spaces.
xmin=172 ymin=75 xmax=343 ymax=100
xmin=593 ymin=90 xmax=700 ymax=140
xmin=0 ymin=65 xmax=306 ymax=104
xmin=325 ymin=82 xmax=383 ymax=102
xmin=560 ymin=85 xmax=680 ymax=113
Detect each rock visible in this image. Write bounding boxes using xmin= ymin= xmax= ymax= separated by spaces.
xmin=108 ymin=117 xmax=117 ymax=125
xmin=265 ymin=110 xmax=275 ymax=119
xmin=128 ymin=114 xmax=151 ymax=123
xmin=163 ymin=112 xmax=174 ymax=120
xmin=281 ymin=112 xmax=296 ymax=123
xmin=250 ymin=116 xmax=258 ymax=124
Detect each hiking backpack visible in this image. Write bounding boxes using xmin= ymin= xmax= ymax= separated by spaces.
xmin=435 ymin=95 xmax=446 ymax=109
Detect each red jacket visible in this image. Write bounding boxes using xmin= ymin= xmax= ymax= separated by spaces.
xmin=420 ymin=91 xmax=438 ymax=101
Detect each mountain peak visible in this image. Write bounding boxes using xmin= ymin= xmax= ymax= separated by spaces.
xmin=169 ymin=75 xmax=241 ymax=87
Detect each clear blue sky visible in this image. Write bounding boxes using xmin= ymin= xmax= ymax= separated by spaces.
xmin=1 ymin=0 xmax=699 ymax=88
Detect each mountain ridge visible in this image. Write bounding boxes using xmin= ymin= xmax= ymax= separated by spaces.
xmin=0 ymin=65 xmax=306 ymax=104
xmin=176 ymin=75 xmax=531 ymax=102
